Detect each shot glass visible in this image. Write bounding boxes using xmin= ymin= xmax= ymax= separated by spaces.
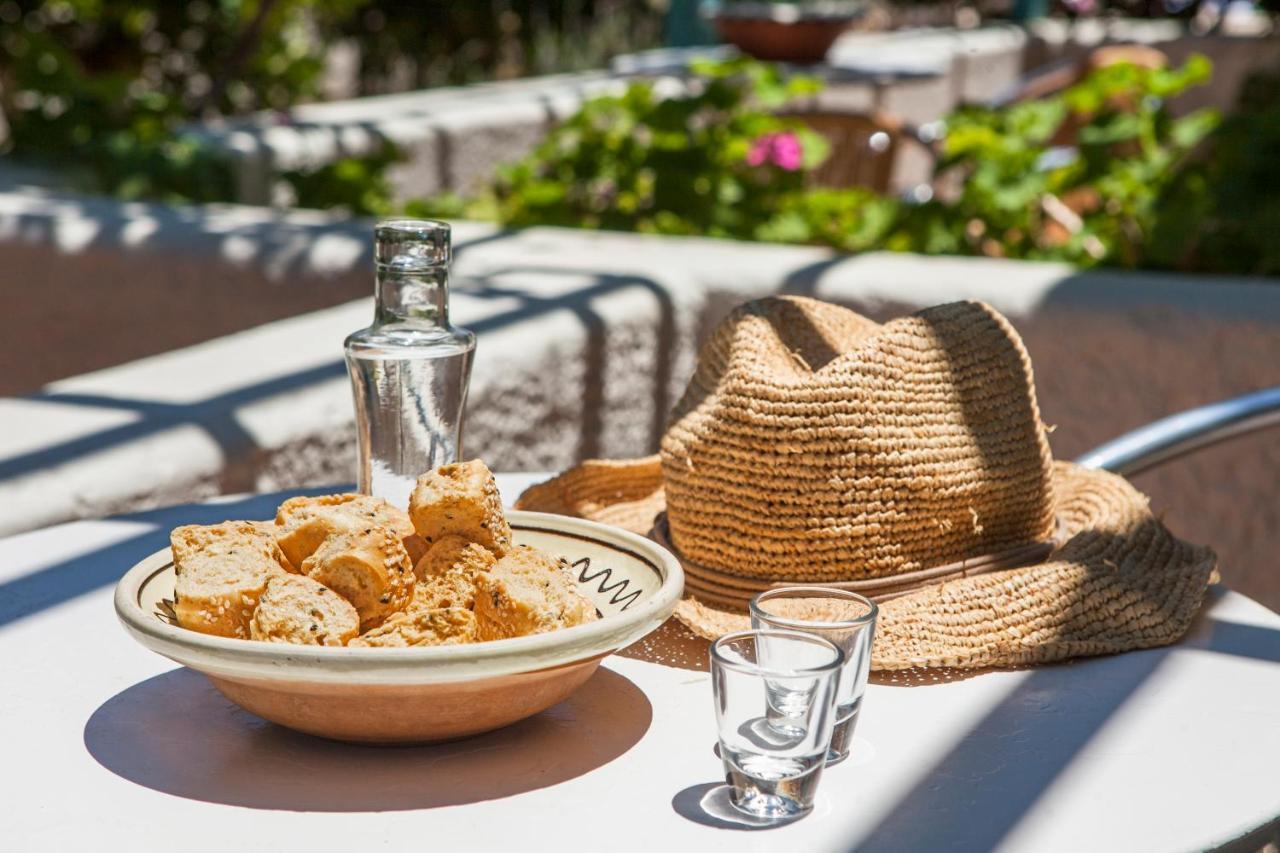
xmin=710 ymin=629 xmax=843 ymax=819
xmin=750 ymin=587 xmax=878 ymax=764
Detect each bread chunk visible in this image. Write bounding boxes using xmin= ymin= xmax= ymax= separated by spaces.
xmin=275 ymin=493 xmax=427 ymax=569
xmin=351 ymin=557 xmax=486 ymax=647
xmin=301 ymin=526 xmax=414 ymax=631
xmin=415 ymin=535 xmax=498 ymax=581
xmin=412 ymin=568 xmax=483 ymax=611
xmin=250 ymin=574 xmax=359 ymax=647
xmin=245 ymin=520 xmax=300 ymax=572
xmin=350 ymin=607 xmax=478 ymax=648
xmin=474 ymin=546 xmax=598 ymax=641
xmin=170 ymin=521 xmax=288 ymax=639
xmin=408 ymin=460 xmax=512 ymax=555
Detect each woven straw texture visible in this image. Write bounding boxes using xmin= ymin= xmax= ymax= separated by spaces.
xmin=662 ymin=297 xmax=1055 ymax=585
xmin=516 ymin=296 xmax=1218 ymax=670
xmin=674 ymin=462 xmax=1218 ymax=669
xmin=518 ymin=456 xmax=665 ymax=533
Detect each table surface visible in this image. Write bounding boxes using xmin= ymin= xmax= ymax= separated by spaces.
xmin=3 ymin=473 xmax=1279 ymax=853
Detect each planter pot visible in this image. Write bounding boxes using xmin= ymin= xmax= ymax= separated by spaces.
xmin=710 ymin=2 xmax=859 ymax=65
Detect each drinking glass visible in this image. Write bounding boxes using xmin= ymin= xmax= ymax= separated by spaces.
xmin=750 ymin=587 xmax=878 ymax=764
xmin=710 ymin=629 xmax=843 ymax=819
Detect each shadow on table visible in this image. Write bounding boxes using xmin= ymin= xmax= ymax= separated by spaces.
xmin=851 ymin=599 xmax=1280 ymax=852
xmin=869 ymin=665 xmax=999 ymax=687
xmin=0 ymin=489 xmax=336 ymax=629
xmin=617 ymin=617 xmax=710 ymax=672
xmin=84 ymin=664 xmax=651 ymax=812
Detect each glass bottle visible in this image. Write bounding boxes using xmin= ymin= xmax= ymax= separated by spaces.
xmin=344 ymin=219 xmax=476 ymax=507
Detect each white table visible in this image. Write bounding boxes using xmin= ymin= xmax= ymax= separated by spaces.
xmin=3 ymin=474 xmax=1279 ymax=852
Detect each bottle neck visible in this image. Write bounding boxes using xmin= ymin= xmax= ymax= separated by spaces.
xmin=374 ymin=258 xmax=450 ymax=328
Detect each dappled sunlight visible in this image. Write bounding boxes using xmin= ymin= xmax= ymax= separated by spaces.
xmin=1 ymin=5 xmax=1278 ymax=848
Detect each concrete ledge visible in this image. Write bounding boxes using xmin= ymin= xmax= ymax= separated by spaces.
xmin=0 ymin=212 xmax=708 ymax=534
xmin=189 ymin=71 xmax=634 ymax=203
xmin=0 ymin=187 xmax=501 ymax=394
xmin=2 ymin=196 xmax=1279 ymax=611
xmin=170 ymin=23 xmax=1280 ymax=205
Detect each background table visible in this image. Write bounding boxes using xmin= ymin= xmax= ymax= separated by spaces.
xmin=3 ymin=474 xmax=1279 ymax=852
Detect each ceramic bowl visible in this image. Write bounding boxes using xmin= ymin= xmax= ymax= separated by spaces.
xmin=115 ymin=510 xmax=683 ymax=744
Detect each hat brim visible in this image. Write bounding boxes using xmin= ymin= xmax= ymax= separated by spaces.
xmin=516 ymin=459 xmax=1217 ymax=670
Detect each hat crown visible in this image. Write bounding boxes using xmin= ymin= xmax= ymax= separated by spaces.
xmin=660 ymin=296 xmax=1056 ymax=583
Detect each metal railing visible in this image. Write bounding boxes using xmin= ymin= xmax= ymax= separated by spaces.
xmin=1075 ymin=386 xmax=1280 ymax=477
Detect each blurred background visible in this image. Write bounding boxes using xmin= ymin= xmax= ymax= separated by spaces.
xmin=1 ymin=1 xmax=1277 ymax=611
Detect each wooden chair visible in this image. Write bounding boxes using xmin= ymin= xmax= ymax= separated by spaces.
xmin=779 ymin=110 xmax=908 ymax=195
xmin=989 ymin=44 xmax=1170 ymax=108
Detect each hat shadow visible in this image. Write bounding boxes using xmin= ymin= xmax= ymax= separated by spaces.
xmin=869 ymin=666 xmax=999 ymax=687
xmin=760 ymin=297 xmax=849 ymax=372
xmin=83 ymin=664 xmax=651 ymax=812
xmin=616 ymin=617 xmax=710 ymax=672
xmin=616 ymin=619 xmax=1001 ymax=685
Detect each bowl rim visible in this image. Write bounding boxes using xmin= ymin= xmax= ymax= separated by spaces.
xmin=114 ymin=509 xmax=685 ymax=684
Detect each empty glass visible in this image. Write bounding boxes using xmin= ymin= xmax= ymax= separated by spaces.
xmin=710 ymin=629 xmax=843 ymax=819
xmin=750 ymin=587 xmax=878 ymax=764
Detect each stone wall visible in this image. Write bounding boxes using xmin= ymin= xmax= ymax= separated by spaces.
xmin=2 ymin=200 xmax=1277 ymax=610
xmin=182 ymin=23 xmax=1280 ymax=204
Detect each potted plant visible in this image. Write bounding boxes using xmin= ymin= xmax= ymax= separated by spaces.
xmin=706 ymin=1 xmax=862 ymax=65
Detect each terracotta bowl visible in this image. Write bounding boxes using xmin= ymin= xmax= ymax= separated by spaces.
xmin=115 ymin=510 xmax=684 ymax=744
xmin=712 ymin=14 xmax=856 ymax=65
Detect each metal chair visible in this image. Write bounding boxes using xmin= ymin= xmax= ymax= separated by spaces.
xmin=1075 ymin=386 xmax=1280 ymax=476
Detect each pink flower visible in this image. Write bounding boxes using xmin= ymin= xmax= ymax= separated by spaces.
xmin=746 ymin=132 xmax=804 ymax=171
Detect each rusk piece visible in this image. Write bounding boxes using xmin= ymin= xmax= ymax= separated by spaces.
xmin=170 ymin=521 xmax=288 ymax=639
xmin=412 ymin=569 xmax=482 ymax=611
xmin=350 ymin=606 xmax=479 ymax=648
xmin=301 ymin=526 xmax=414 ymax=631
xmin=408 ymin=460 xmax=512 ymax=555
xmin=414 ymin=535 xmax=498 ymax=581
xmin=275 ymin=493 xmax=427 ymax=569
xmin=474 ymin=546 xmax=598 ymax=641
xmin=250 ymin=574 xmax=359 ymax=647
xmin=243 ymin=520 xmax=299 ymax=571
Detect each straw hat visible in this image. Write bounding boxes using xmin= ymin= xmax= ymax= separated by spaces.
xmin=517 ymin=297 xmax=1218 ymax=670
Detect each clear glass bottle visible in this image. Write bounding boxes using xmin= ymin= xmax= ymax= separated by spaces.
xmin=345 ymin=219 xmax=475 ymax=506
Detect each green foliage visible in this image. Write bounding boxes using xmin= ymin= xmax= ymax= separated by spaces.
xmin=461 ymin=55 xmax=1223 ymax=272
xmin=755 ymin=187 xmax=898 ymax=253
xmin=916 ymin=54 xmax=1218 ymax=267
xmin=0 ymin=0 xmax=360 ymax=200
xmin=340 ymin=0 xmax=664 ymax=92
xmin=402 ymin=193 xmax=499 ymax=222
xmin=488 ymin=58 xmax=830 ymax=240
xmin=1148 ymin=64 xmax=1280 ymax=275
xmin=282 ymin=146 xmax=400 ymax=216
xmin=8 ymin=2 xmax=1273 ymax=281
xmin=0 ymin=1 xmax=661 ymax=206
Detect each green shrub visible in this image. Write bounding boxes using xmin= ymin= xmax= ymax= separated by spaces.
xmin=912 ymin=55 xmax=1219 ymax=267
xmin=1149 ymin=66 xmax=1280 ymax=275
xmin=451 ymin=55 xmax=1237 ymax=273
xmin=489 ymin=59 xmax=830 ymax=240
xmin=0 ymin=0 xmax=360 ymax=200
xmin=282 ymin=147 xmax=400 ymax=216
xmin=0 ymin=1 xmax=660 ymax=206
